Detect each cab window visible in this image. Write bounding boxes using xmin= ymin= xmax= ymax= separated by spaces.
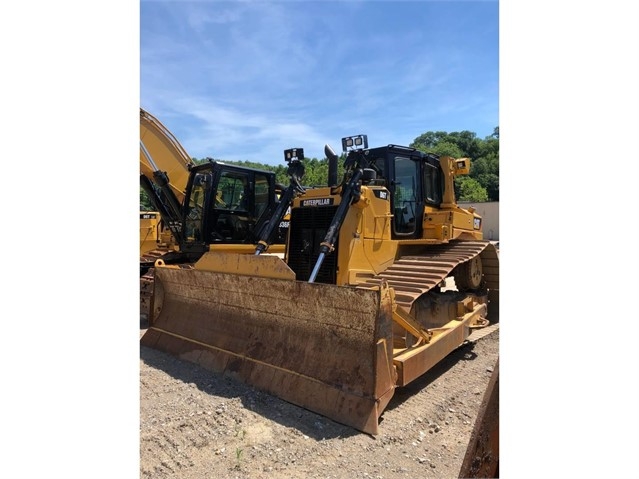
xmin=215 ymin=172 xmax=249 ymax=210
xmin=185 ymin=171 xmax=210 ymax=241
xmin=254 ymin=174 xmax=270 ymax=219
xmin=393 ymin=157 xmax=417 ymax=234
xmin=423 ymin=163 xmax=442 ymax=205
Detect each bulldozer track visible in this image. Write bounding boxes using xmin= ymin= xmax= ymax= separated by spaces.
xmin=355 ymin=240 xmax=499 ymax=313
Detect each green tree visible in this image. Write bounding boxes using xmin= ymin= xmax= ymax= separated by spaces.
xmin=140 ymin=188 xmax=154 ymax=211
xmin=428 ymin=141 xmax=464 ymax=158
xmin=456 ymin=177 xmax=488 ymax=202
xmin=410 ymin=131 xmax=449 ymax=150
xmin=411 ymin=127 xmax=499 ymax=201
xmin=173 ymin=126 xmax=499 ymax=203
xmin=476 ymin=173 xmax=499 ymax=201
xmin=198 ymin=156 xmax=341 ymax=189
xmin=470 ymin=153 xmax=499 ymax=201
xmin=411 ymin=130 xmax=481 ymax=159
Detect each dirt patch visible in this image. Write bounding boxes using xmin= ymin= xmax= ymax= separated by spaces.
xmin=140 ymin=328 xmax=498 ymax=478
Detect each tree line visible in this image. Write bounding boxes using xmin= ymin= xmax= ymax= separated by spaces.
xmin=141 ymin=127 xmax=498 ymax=209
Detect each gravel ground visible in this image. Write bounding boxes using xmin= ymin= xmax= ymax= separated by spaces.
xmin=140 ymin=326 xmax=499 ymax=479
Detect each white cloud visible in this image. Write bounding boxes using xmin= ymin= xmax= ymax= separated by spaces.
xmin=141 ymin=1 xmax=499 ymax=163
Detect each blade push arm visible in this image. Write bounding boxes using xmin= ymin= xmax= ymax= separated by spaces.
xmin=254 ymin=149 xmax=306 ymax=255
xmin=308 ymin=136 xmax=369 ymax=283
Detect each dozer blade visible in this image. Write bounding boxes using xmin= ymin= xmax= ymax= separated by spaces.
xmin=141 ymin=256 xmax=398 ymax=435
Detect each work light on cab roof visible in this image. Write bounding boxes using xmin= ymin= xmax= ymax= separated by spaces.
xmin=341 ymin=134 xmax=368 ymax=152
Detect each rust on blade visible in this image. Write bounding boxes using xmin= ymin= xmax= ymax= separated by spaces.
xmin=141 ymin=266 xmax=397 ymax=435
xmin=194 ymin=252 xmax=294 ymax=279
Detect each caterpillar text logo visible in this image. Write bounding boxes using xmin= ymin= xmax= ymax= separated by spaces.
xmin=301 ymin=198 xmax=334 ymax=207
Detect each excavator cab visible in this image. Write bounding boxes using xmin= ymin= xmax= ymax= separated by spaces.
xmin=139 ymin=107 xmax=292 ymax=319
xmin=180 ymin=161 xmax=281 ymax=255
xmin=140 ymin=107 xmax=290 ymax=261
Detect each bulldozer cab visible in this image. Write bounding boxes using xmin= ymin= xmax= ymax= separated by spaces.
xmin=363 ymin=146 xmax=445 ymax=239
xmin=182 ymin=162 xmax=280 ymax=253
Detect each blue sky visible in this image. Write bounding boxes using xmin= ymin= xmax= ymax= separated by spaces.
xmin=141 ymin=0 xmax=498 ymax=165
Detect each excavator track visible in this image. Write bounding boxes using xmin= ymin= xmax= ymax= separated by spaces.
xmin=140 ymin=269 xmax=155 ymax=319
xmin=140 ymin=248 xmax=189 ymax=319
xmin=141 ymin=248 xmax=170 ymax=318
xmin=355 ymin=240 xmax=500 ymax=314
xmin=140 ymin=264 xmax=197 ymax=320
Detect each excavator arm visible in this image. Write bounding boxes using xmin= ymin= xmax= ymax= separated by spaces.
xmin=140 ymin=108 xmax=194 ymax=205
xmin=140 ymin=107 xmax=197 ymax=249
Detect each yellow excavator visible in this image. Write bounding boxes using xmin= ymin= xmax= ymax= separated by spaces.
xmin=141 ymin=134 xmax=499 ymax=435
xmin=139 ymin=108 xmax=299 ymax=316
xmin=139 ymin=107 xmax=191 ymax=260
xmin=140 ymin=210 xmax=169 ymax=257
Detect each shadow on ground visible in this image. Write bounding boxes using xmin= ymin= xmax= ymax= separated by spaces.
xmin=140 ymin=343 xmax=360 ymax=441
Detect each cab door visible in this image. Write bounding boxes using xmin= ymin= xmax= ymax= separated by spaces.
xmin=207 ymin=169 xmax=251 ymax=242
xmin=391 ymin=155 xmax=422 ymax=237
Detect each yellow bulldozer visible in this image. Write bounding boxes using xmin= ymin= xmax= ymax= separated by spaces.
xmin=141 ymin=134 xmax=499 ymax=435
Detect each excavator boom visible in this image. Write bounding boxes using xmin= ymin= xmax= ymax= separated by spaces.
xmin=140 ymin=108 xmax=194 ymax=205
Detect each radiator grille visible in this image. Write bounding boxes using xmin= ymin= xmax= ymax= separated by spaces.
xmin=287 ymin=206 xmax=338 ymax=284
